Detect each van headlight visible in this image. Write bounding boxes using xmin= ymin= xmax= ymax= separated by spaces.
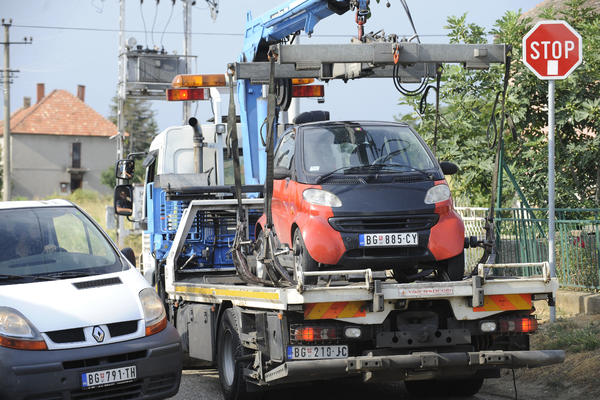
xmin=0 ymin=307 xmax=47 ymax=350
xmin=139 ymin=288 xmax=167 ymax=336
xmin=424 ymin=184 xmax=451 ymax=204
xmin=303 ymin=189 xmax=342 ymax=207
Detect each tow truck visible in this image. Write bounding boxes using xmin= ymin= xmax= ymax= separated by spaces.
xmin=113 ymin=1 xmax=565 ymax=398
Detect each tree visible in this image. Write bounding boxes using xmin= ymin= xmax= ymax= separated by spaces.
xmin=398 ymin=0 xmax=600 ymax=209
xmin=108 ymin=95 xmax=158 ymax=154
xmin=102 ymin=95 xmax=159 ymax=188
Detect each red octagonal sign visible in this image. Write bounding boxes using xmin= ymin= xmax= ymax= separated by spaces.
xmin=522 ymin=20 xmax=582 ymax=80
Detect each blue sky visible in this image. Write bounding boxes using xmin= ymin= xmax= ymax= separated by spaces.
xmin=1 ymin=0 xmax=540 ymax=134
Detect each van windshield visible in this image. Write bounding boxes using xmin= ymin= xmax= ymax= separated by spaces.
xmin=302 ymin=124 xmax=436 ymax=176
xmin=0 ymin=207 xmax=123 ymax=284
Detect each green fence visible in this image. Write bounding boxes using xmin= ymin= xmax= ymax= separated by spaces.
xmin=456 ymin=207 xmax=600 ymax=291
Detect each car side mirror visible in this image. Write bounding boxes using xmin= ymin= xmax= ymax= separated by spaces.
xmin=116 ymin=159 xmax=134 ymax=180
xmin=273 ymin=167 xmax=292 ymax=180
xmin=440 ymin=161 xmax=459 ymax=175
xmin=114 ymin=184 xmax=133 ymax=216
xmin=121 ymin=247 xmax=136 ymax=267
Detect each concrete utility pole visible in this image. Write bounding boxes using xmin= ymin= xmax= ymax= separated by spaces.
xmin=117 ymin=0 xmax=127 ymax=247
xmin=1 ymin=19 xmax=31 ymax=201
xmin=183 ymin=0 xmax=192 ymax=123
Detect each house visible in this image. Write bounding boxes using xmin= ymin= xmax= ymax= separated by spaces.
xmin=0 ymin=83 xmax=118 ymax=199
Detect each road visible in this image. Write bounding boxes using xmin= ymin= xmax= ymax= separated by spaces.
xmin=169 ymin=368 xmax=532 ymax=400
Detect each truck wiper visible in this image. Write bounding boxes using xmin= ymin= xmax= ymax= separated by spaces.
xmin=0 ymin=273 xmax=55 ymax=282
xmin=43 ymin=271 xmax=93 ymax=279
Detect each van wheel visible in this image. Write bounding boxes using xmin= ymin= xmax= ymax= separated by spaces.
xmin=252 ymin=234 xmax=267 ymax=281
xmin=437 ymin=252 xmax=465 ymax=281
xmin=217 ymin=309 xmax=251 ymax=400
xmin=293 ymin=229 xmax=318 ymax=285
xmin=405 ymin=378 xmax=483 ymax=397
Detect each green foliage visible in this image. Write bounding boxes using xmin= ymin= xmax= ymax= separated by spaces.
xmin=535 ymin=318 xmax=600 ymax=353
xmin=399 ymin=1 xmax=600 ymax=208
xmin=108 ymin=95 xmax=158 ymax=154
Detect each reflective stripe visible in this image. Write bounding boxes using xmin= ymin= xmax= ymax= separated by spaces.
xmin=175 ymin=286 xmax=280 ymax=300
xmin=304 ymin=301 xmax=366 ymax=320
xmin=474 ymin=294 xmax=532 ymax=312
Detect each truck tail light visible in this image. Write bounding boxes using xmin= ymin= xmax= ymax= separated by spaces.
xmin=292 ymin=85 xmax=324 ymax=98
xmin=291 ymin=78 xmax=315 ymax=85
xmin=499 ymin=317 xmax=538 ymax=333
xmin=290 ymin=325 xmax=339 ymax=342
xmin=166 ymin=88 xmax=209 ymax=101
xmin=171 ymin=73 xmax=227 ymax=88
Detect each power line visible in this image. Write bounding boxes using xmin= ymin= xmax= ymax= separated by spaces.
xmin=12 ymin=24 xmax=467 ymax=38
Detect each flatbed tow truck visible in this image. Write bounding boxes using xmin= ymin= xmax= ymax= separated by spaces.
xmin=113 ymin=1 xmax=565 ymax=398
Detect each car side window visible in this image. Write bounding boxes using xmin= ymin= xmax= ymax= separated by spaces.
xmin=274 ymin=132 xmax=295 ymax=170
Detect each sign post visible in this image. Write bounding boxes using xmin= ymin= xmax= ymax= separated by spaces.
xmin=522 ymin=20 xmax=582 ymax=322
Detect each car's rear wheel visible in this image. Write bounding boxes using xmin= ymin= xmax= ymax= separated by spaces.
xmin=293 ymin=229 xmax=318 ymax=285
xmin=437 ymin=251 xmax=465 ymax=281
xmin=392 ymin=266 xmax=418 ymax=283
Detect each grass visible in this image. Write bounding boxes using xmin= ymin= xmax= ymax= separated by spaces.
xmin=533 ymin=316 xmax=600 ymax=353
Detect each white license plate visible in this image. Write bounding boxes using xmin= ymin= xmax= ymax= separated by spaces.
xmin=287 ymin=345 xmax=348 ymax=360
xmin=81 ymin=365 xmax=137 ymax=389
xmin=359 ymin=232 xmax=418 ymax=247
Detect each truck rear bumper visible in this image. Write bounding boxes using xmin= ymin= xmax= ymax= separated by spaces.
xmin=263 ymin=350 xmax=565 ymax=385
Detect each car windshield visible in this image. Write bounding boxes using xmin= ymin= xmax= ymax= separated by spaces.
xmin=0 ymin=207 xmax=123 ymax=284
xmin=302 ymin=124 xmax=436 ymax=176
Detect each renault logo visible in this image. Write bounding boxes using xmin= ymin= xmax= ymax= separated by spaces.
xmin=92 ymin=326 xmax=105 ymax=343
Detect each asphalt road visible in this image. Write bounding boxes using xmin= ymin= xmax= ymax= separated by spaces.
xmin=168 ymin=368 xmax=522 ymax=400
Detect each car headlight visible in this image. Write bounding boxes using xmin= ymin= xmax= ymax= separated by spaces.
xmin=139 ymin=288 xmax=167 ymax=336
xmin=0 ymin=307 xmax=47 ymax=350
xmin=303 ymin=188 xmax=342 ymax=207
xmin=424 ymin=184 xmax=451 ymax=204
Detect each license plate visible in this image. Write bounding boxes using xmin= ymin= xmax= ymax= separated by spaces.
xmin=287 ymin=345 xmax=348 ymax=360
xmin=359 ymin=232 xmax=418 ymax=247
xmin=81 ymin=365 xmax=137 ymax=389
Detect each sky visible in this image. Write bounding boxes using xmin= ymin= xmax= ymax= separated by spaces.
xmin=0 ymin=0 xmax=541 ymax=134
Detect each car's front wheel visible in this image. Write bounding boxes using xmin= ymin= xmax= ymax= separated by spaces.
xmin=293 ymin=229 xmax=318 ymax=285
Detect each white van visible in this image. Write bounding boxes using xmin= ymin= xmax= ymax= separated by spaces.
xmin=0 ymin=200 xmax=182 ymax=399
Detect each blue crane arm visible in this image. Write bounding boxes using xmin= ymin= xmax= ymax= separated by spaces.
xmin=238 ymin=0 xmax=369 ymax=185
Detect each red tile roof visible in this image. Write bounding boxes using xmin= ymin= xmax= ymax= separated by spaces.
xmin=0 ymin=89 xmax=118 ymax=137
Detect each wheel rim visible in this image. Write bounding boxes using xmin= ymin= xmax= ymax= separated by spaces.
xmin=221 ymin=330 xmax=235 ymax=386
xmin=293 ymin=235 xmax=303 ymax=279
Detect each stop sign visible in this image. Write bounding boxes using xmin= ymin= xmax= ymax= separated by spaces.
xmin=522 ymin=20 xmax=582 ymax=80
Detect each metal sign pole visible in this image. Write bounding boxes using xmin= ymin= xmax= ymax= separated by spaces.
xmin=548 ymin=79 xmax=556 ymax=323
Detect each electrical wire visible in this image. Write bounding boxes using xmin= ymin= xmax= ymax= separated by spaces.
xmin=139 ymin=1 xmax=149 ymax=48
xmin=12 ymin=24 xmax=467 ymax=38
xmin=400 ymin=0 xmax=420 ymax=43
xmin=150 ymin=0 xmax=159 ymax=48
xmin=160 ymin=0 xmax=176 ymax=49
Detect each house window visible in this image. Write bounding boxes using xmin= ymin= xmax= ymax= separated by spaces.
xmin=72 ymin=143 xmax=81 ymax=168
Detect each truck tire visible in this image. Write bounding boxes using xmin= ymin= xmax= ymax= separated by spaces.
xmin=438 ymin=252 xmax=465 ymax=281
xmin=293 ymin=229 xmax=318 ymax=285
xmin=217 ymin=309 xmax=251 ymax=400
xmin=405 ymin=377 xmax=484 ymax=397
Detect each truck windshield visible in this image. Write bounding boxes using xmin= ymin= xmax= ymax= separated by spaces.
xmin=0 ymin=207 xmax=123 ymax=283
xmin=302 ymin=124 xmax=436 ymax=176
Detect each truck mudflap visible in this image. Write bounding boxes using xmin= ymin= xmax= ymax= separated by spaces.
xmin=262 ymin=350 xmax=565 ymax=385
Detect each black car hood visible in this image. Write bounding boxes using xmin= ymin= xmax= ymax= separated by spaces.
xmin=323 ymin=180 xmax=436 ymax=216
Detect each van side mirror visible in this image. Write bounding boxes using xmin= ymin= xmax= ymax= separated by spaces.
xmin=116 ymin=159 xmax=134 ymax=180
xmin=440 ymin=161 xmax=459 ymax=175
xmin=273 ymin=167 xmax=292 ymax=180
xmin=114 ymin=184 xmax=133 ymax=216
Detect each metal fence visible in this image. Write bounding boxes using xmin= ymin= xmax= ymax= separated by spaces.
xmin=455 ymin=207 xmax=600 ymax=291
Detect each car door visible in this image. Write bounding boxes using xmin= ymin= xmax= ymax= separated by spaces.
xmin=272 ymin=131 xmax=295 ymax=245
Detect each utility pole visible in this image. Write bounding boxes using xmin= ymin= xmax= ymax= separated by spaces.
xmin=1 ymin=19 xmax=31 ymax=201
xmin=183 ymin=0 xmax=192 ymax=123
xmin=116 ymin=1 xmax=127 ymax=247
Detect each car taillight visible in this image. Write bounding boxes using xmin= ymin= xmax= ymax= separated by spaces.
xmin=291 ymin=325 xmax=339 ymax=342
xmin=499 ymin=317 xmax=538 ymax=333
